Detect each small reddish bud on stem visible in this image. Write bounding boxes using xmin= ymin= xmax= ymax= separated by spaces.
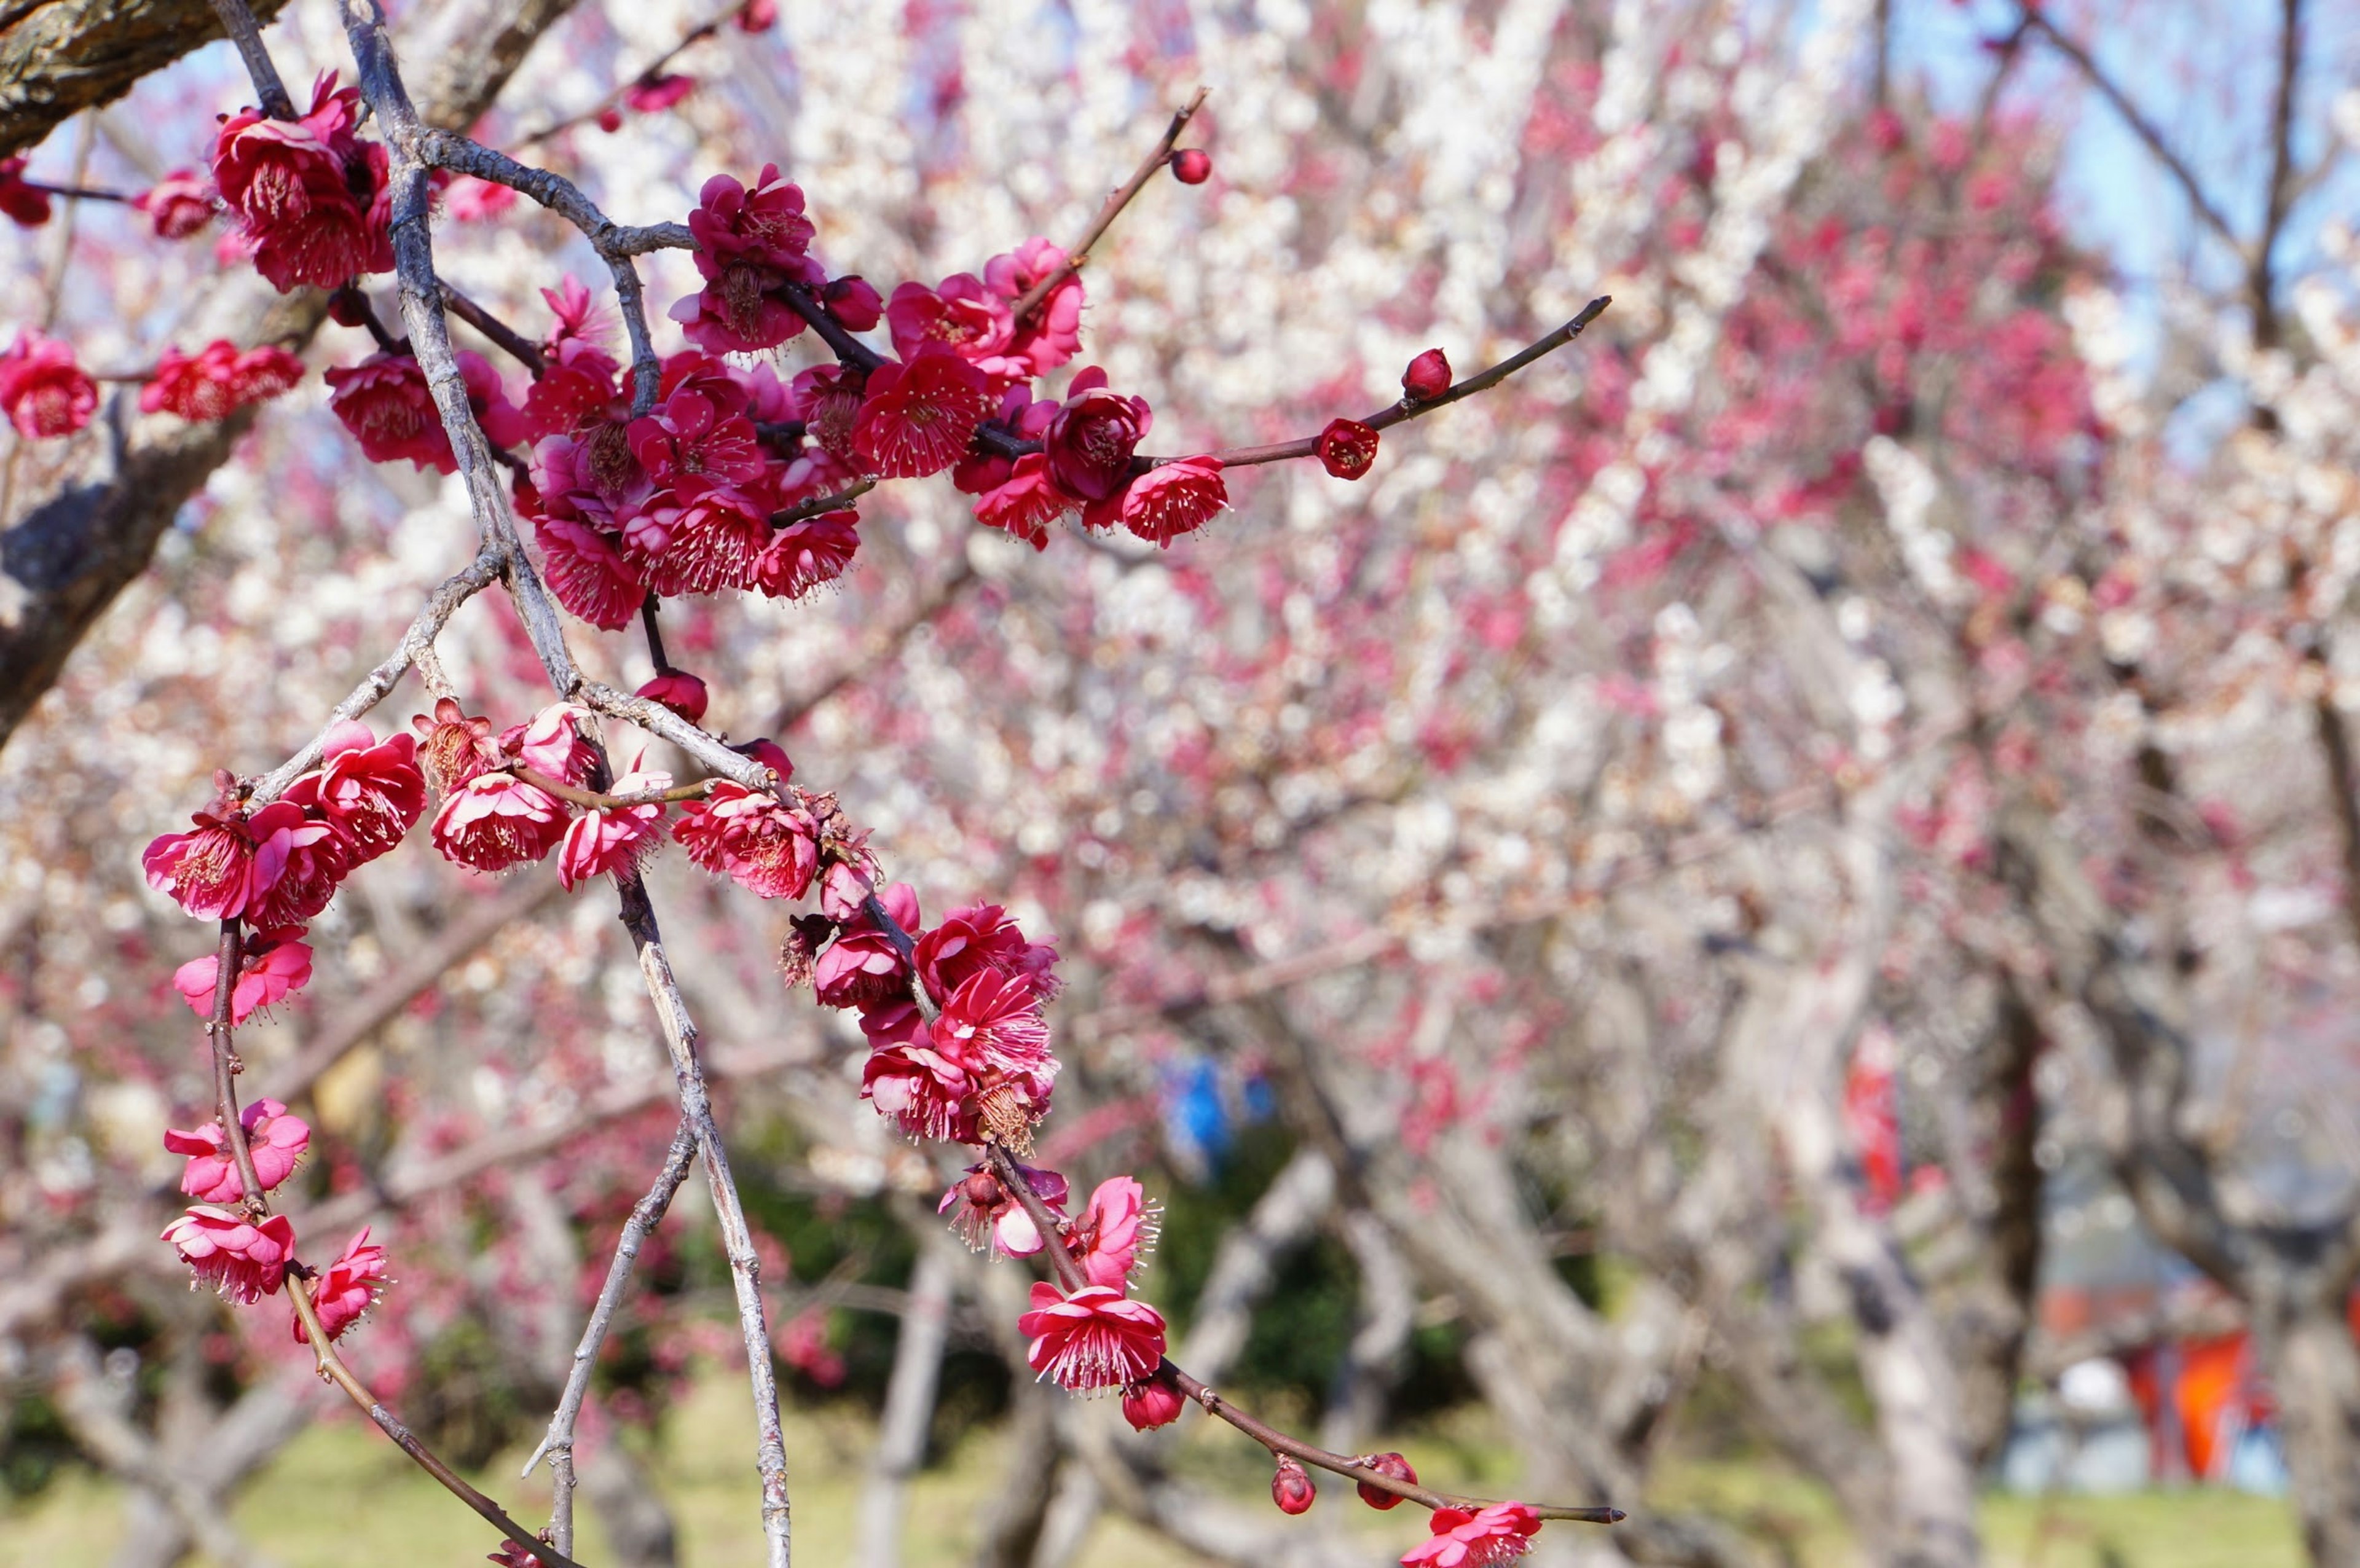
xmin=1122 ymin=1368 xmax=1187 ymax=1431
xmin=1356 ymin=1451 xmax=1418 ymax=1509
xmin=1272 ymin=1454 xmax=1316 ymax=1515
xmin=1402 ymin=348 xmax=1452 ymax=402
xmin=1317 ymin=418 xmax=1379 ymax=479
xmin=1170 ymin=149 xmax=1212 ymax=185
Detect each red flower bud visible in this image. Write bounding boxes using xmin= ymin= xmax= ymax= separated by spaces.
xmin=1170 ymin=149 xmax=1213 ymax=186
xmin=637 ymin=670 xmax=709 ymax=724
xmin=824 ymin=276 xmax=884 ymax=332
xmin=597 ymin=107 xmax=625 ymax=133
xmin=1121 ymin=1371 xmax=1187 ymax=1432
xmin=1317 ymin=418 xmax=1380 ymax=480
xmin=1271 ymin=1455 xmax=1315 ymax=1515
xmin=1402 ymin=348 xmax=1452 ymax=402
xmin=737 ymin=737 xmax=794 ymax=783
xmin=1355 ymin=1451 xmax=1418 ymax=1510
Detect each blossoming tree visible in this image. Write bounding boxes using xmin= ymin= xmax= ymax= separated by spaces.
xmin=7 ymin=0 xmax=2360 ymax=1566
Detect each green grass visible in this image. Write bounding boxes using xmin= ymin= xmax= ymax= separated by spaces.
xmin=0 ymin=1377 xmax=2311 ymax=1567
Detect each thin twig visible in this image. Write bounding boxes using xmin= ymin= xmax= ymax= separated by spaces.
xmin=441 ymin=283 xmax=548 ymax=374
xmin=1008 ymin=87 xmax=1208 ymax=322
xmin=615 ymin=871 xmax=794 ymax=1568
xmin=247 ymin=547 xmax=503 ymax=804
xmin=1176 ymin=297 xmax=1613 ymax=470
xmin=208 ymin=0 xmax=296 ymax=119
xmin=523 ymin=1119 xmax=698 ymax=1556
xmin=513 ymin=762 xmax=715 ymax=809
xmin=509 ymin=9 xmax=738 ymax=151
xmin=771 ymin=479 xmax=875 ymax=528
xmin=2018 ymin=8 xmax=2244 ymax=259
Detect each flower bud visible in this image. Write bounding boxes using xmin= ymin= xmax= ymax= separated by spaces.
xmin=1271 ymin=1455 xmax=1315 ymax=1515
xmin=1355 ymin=1451 xmax=1417 ymax=1510
xmin=824 ymin=276 xmax=884 ymax=332
xmin=1317 ymin=418 xmax=1379 ymax=480
xmin=1402 ymin=348 xmax=1451 ymax=403
xmin=736 ymin=737 xmax=795 ymax=783
xmin=1122 ymin=1371 xmax=1187 ymax=1432
xmin=1171 ymin=149 xmax=1213 ymax=185
xmin=597 ymin=107 xmax=625 ymax=134
xmin=326 ymin=289 xmax=374 ymax=329
xmin=637 ymin=670 xmax=709 ymax=724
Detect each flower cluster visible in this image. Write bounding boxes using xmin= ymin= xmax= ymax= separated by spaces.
xmin=143 ymin=722 xmax=426 ymax=1019
xmin=953 ymin=370 xmax=1228 ymax=549
xmin=0 ymin=330 xmax=96 ymax=439
xmin=211 ymin=73 xmax=392 ymax=292
xmin=141 ymin=340 xmax=305 ymax=423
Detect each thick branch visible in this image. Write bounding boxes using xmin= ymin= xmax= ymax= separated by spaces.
xmin=0 ymin=0 xmax=291 ymax=157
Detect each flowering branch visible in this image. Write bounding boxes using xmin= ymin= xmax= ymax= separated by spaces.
xmin=983 ymin=1143 xmax=1624 ymax=1527
xmin=1007 ymin=86 xmax=1209 ymax=323
xmin=1179 ymin=296 xmax=1613 ymax=470
xmin=195 ymin=914 xmax=583 ymax=1568
xmin=771 ymin=478 xmax=876 ymax=527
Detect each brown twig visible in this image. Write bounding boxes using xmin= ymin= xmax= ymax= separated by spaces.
xmin=208 ymin=0 xmax=296 ymax=119
xmin=771 ymin=478 xmax=876 ymax=528
xmin=1007 ymin=87 xmax=1208 ymax=323
xmin=441 ymin=282 xmax=548 ymax=374
xmin=509 ymin=8 xmax=739 ymax=151
xmin=980 ymin=1144 xmax=1623 ymax=1526
xmin=1178 ymin=296 xmax=1612 ymax=470
xmin=512 ymin=762 xmax=715 ymax=809
xmin=522 ymin=1119 xmax=699 ymax=1556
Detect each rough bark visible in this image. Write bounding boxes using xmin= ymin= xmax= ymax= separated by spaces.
xmin=2259 ymin=1287 xmax=2360 ymax=1566
xmin=0 ymin=0 xmax=291 ymax=158
xmin=0 ymin=0 xmax=581 ymax=754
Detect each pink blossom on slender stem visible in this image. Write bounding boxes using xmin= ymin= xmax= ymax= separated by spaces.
xmin=675 ymin=165 xmax=821 ymax=353
xmin=139 ymin=340 xmax=304 ymax=422
xmin=211 ymin=73 xmax=391 ymax=292
xmin=672 ymin=781 xmax=820 ymax=898
xmin=626 ymin=74 xmax=696 ymax=114
xmin=310 ymin=721 xmax=428 ymax=860
xmin=296 ymin=1226 xmax=391 ymax=1344
xmin=411 ymin=699 xmax=501 ymax=794
xmin=326 ymin=352 xmax=454 ymax=470
xmin=972 ymin=454 xmax=1071 ymax=549
xmin=238 ymin=792 xmax=350 ymax=929
xmin=627 ymin=485 xmax=773 ymax=597
xmin=1043 ymin=368 xmax=1152 ymax=501
xmin=852 ymin=345 xmax=994 ymax=479
xmin=165 ymin=1097 xmax=312 ymax=1202
xmin=814 ymin=884 xmax=921 ymax=1008
xmin=557 ymin=763 xmax=671 ymax=890
xmin=629 ymin=385 xmax=765 ymax=492
xmin=143 ymin=794 xmax=306 ymax=921
xmin=1017 ymin=1281 xmax=1166 ymax=1392
xmin=133 ymin=168 xmax=219 ymax=238
xmin=915 ymin=903 xmax=1060 ymax=1005
xmin=431 ymin=772 xmax=570 ymax=872
xmin=755 ymin=514 xmax=862 ymax=599
xmin=1070 ymin=1175 xmax=1156 ymax=1290
xmin=1400 ymin=1504 xmax=1543 ymax=1567
xmin=0 ymin=331 xmax=96 ymax=438
xmin=938 ymin=1161 xmax=1068 ymax=1255
xmin=533 ymin=513 xmax=647 ymax=629
xmin=171 ymin=928 xmax=313 ymax=1024
xmin=509 ymin=703 xmax=599 ymax=786
xmin=985 ymin=238 xmax=1085 ymax=374
xmin=1088 ymin=455 xmax=1227 ymax=546
xmin=886 ymin=276 xmax=1017 ymax=380
xmin=161 ymin=1207 xmax=297 ymax=1304
xmin=789 ymin=363 xmax=865 ymax=459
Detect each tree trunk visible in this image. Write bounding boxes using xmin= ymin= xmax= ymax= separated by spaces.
xmin=2258 ymin=1285 xmax=2360 ymax=1566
